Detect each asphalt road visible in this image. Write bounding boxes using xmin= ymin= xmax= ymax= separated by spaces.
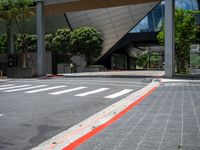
xmin=0 ymin=77 xmax=150 ymax=150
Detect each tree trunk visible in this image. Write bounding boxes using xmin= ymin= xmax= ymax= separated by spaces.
xmin=7 ymin=26 xmax=14 ymax=55
xmin=22 ymin=52 xmax=27 ymax=68
xmin=86 ymin=54 xmax=91 ymax=66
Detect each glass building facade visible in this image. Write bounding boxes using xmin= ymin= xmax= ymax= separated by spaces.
xmin=128 ymin=0 xmax=200 ymax=72
xmin=130 ymin=0 xmax=200 ymax=33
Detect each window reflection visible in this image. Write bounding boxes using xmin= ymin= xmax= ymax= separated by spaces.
xmin=130 ymin=0 xmax=199 ymax=33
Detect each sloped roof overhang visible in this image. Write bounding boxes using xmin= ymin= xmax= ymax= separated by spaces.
xmin=39 ymin=0 xmax=159 ymax=15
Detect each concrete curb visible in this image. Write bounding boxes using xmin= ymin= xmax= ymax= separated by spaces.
xmin=31 ymin=81 xmax=160 ymax=150
xmin=0 ymin=79 xmax=7 ymax=82
xmin=62 ymin=75 xmax=160 ymax=78
xmin=62 ymin=71 xmax=165 ymax=79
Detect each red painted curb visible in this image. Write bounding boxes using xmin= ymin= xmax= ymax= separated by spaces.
xmin=62 ymin=85 xmax=159 ymax=150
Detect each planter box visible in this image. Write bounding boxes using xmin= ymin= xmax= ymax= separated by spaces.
xmin=190 ymin=69 xmax=200 ymax=74
xmin=84 ymin=66 xmax=107 ymax=72
xmin=7 ymin=67 xmax=34 ymax=78
xmin=57 ymin=64 xmax=71 ymax=73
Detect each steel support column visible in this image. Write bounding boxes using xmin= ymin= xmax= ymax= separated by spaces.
xmin=165 ymin=0 xmax=175 ymax=78
xmin=36 ymin=0 xmax=46 ymax=77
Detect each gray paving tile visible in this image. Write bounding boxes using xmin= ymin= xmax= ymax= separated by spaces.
xmin=76 ymin=82 xmax=200 ymax=150
xmin=95 ymin=138 xmax=122 ymax=150
xmin=162 ymin=133 xmax=181 ymax=144
xmin=137 ymin=138 xmax=160 ymax=150
xmin=182 ymin=133 xmax=200 ymax=146
xmin=115 ymin=138 xmax=139 ymax=150
xmin=159 ymin=142 xmax=182 ymax=150
xmin=182 ymin=145 xmax=200 ymax=150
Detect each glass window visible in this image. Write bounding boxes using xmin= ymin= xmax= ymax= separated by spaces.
xmin=130 ymin=0 xmax=199 ymax=33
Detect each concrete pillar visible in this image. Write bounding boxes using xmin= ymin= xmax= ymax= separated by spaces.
xmin=36 ymin=0 xmax=46 ymax=77
xmin=165 ymin=0 xmax=175 ymax=78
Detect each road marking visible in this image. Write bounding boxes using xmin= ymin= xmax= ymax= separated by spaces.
xmin=0 ymin=85 xmax=31 ymax=91
xmin=0 ymin=114 xmax=3 ymax=117
xmin=31 ymin=82 xmax=160 ymax=150
xmin=4 ymin=85 xmax=48 ymax=92
xmin=9 ymin=80 xmax=143 ymax=87
xmin=75 ymin=88 xmax=109 ymax=97
xmin=25 ymin=85 xmax=67 ymax=93
xmin=0 ymin=84 xmax=15 ymax=88
xmin=105 ymin=89 xmax=133 ymax=99
xmin=49 ymin=79 xmax=146 ymax=85
xmin=49 ymin=87 xmax=87 ymax=95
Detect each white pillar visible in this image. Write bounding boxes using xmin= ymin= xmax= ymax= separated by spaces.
xmin=165 ymin=0 xmax=175 ymax=78
xmin=36 ymin=0 xmax=46 ymax=77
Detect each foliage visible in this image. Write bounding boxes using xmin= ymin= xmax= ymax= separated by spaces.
xmin=0 ymin=0 xmax=34 ymax=34
xmin=157 ymin=9 xmax=200 ymax=73
xmin=0 ymin=0 xmax=14 ymax=28
xmin=15 ymin=34 xmax=37 ymax=53
xmin=0 ymin=34 xmax=7 ymax=53
xmin=52 ymin=29 xmax=71 ymax=53
xmin=0 ymin=0 xmax=34 ymax=68
xmin=45 ymin=34 xmax=54 ymax=51
xmin=150 ymin=53 xmax=160 ymax=62
xmin=137 ymin=51 xmax=148 ymax=68
xmin=70 ymin=27 xmax=103 ymax=59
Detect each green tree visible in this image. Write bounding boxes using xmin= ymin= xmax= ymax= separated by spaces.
xmin=150 ymin=52 xmax=161 ymax=69
xmin=157 ymin=9 xmax=200 ymax=73
xmin=45 ymin=34 xmax=54 ymax=52
xmin=137 ymin=51 xmax=148 ymax=69
xmin=0 ymin=0 xmax=16 ymax=54
xmin=0 ymin=0 xmax=34 ymax=67
xmin=52 ymin=29 xmax=71 ymax=63
xmin=52 ymin=29 xmax=71 ymax=53
xmin=15 ymin=34 xmax=36 ymax=67
xmin=15 ymin=34 xmax=37 ymax=53
xmin=70 ymin=27 xmax=103 ymax=65
xmin=0 ymin=34 xmax=7 ymax=53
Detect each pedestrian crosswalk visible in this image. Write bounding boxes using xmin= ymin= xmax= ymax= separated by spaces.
xmin=0 ymin=84 xmax=15 ymax=88
xmin=25 ymin=85 xmax=67 ymax=94
xmin=75 ymin=88 xmax=109 ymax=97
xmin=0 ymin=85 xmax=31 ymax=90
xmin=4 ymin=85 xmax=48 ymax=92
xmin=49 ymin=87 xmax=87 ymax=95
xmin=0 ymin=84 xmax=134 ymax=99
xmin=105 ymin=89 xmax=133 ymax=99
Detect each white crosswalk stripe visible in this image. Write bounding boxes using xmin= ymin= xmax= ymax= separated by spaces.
xmin=4 ymin=85 xmax=48 ymax=92
xmin=105 ymin=89 xmax=133 ymax=99
xmin=0 ymin=85 xmax=31 ymax=90
xmin=0 ymin=83 xmax=133 ymax=99
xmin=25 ymin=85 xmax=67 ymax=94
xmin=49 ymin=87 xmax=87 ymax=95
xmin=0 ymin=84 xmax=15 ymax=88
xmin=75 ymin=88 xmax=109 ymax=97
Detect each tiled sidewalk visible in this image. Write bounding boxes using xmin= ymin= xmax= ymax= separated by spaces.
xmin=77 ymin=82 xmax=200 ymax=150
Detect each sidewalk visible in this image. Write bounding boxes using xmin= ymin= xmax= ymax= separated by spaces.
xmin=62 ymin=70 xmax=164 ymax=78
xmin=76 ymin=80 xmax=200 ymax=150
